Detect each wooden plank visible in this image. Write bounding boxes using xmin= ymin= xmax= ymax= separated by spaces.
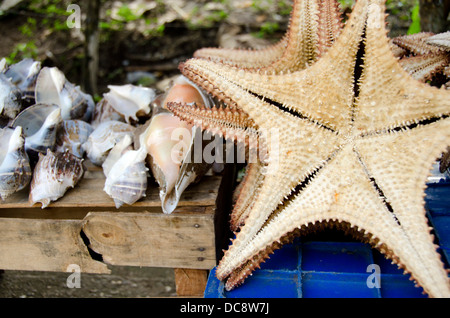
xmin=81 ymin=210 xmax=216 ymax=269
xmin=0 ymin=217 xmax=109 ymax=273
xmin=174 ymin=268 xmax=208 ymax=297
xmin=0 ymin=175 xmax=222 ymax=210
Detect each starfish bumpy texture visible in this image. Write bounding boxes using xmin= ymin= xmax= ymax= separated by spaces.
xmin=168 ymin=0 xmax=450 ymax=297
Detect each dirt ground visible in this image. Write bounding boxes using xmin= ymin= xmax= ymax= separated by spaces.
xmin=0 ymin=266 xmax=177 ymax=298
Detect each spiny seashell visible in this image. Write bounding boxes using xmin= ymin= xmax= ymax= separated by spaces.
xmin=82 ymin=120 xmax=135 ymax=166
xmin=102 ymin=134 xmax=133 ymax=177
xmin=103 ymin=146 xmax=148 ymax=209
xmin=102 ymin=84 xmax=155 ymax=124
xmin=0 ymin=73 xmax=22 ymax=119
xmin=91 ymin=98 xmax=124 ymax=129
xmin=11 ymin=103 xmax=63 ymax=163
xmin=3 ymin=58 xmax=41 ymax=101
xmin=55 ymin=120 xmax=94 ymax=158
xmin=140 ymin=75 xmax=213 ymax=214
xmin=35 ymin=66 xmax=94 ymax=120
xmin=0 ymin=126 xmax=32 ymax=200
xmin=29 ymin=149 xmax=84 ymax=208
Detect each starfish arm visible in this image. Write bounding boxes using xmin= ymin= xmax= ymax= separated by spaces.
xmin=194 ymin=0 xmax=345 ymax=72
xmin=426 ymin=31 xmax=450 ymax=51
xmin=215 ymin=118 xmax=342 ymax=281
xmin=355 ymin=2 xmax=450 ymax=132
xmin=230 ymin=161 xmax=266 ymax=231
xmin=317 ymin=0 xmax=344 ymax=57
xmin=355 ymin=119 xmax=450 ymax=291
xmin=392 ymin=32 xmax=443 ymax=55
xmin=193 ymin=37 xmax=289 ymax=69
xmin=167 ymin=102 xmax=260 ymax=148
xmin=399 ymin=53 xmax=450 ymax=82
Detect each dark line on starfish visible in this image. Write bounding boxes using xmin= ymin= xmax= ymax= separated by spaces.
xmin=353 ymin=148 xmax=401 ymax=226
xmin=247 ymin=91 xmax=337 ymax=133
xmin=350 ymin=27 xmax=366 ymax=124
xmin=360 ymin=114 xmax=450 ymax=138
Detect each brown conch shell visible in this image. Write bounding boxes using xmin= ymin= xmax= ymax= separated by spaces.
xmin=140 ymin=75 xmax=213 ymax=214
xmin=29 ymin=149 xmax=85 ymax=208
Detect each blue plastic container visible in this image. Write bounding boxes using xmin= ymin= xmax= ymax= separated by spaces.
xmin=204 ymin=168 xmax=450 ymax=298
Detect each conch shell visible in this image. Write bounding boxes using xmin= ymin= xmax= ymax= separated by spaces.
xmin=29 ymin=149 xmax=85 ymax=208
xmin=139 ymin=75 xmax=213 ymax=214
xmin=3 ymin=58 xmax=41 ymax=101
xmin=103 ymin=144 xmax=148 ymax=209
xmin=55 ymin=119 xmax=93 ymax=158
xmin=102 ymin=134 xmax=133 ymax=177
xmin=0 ymin=73 xmax=22 ymax=119
xmin=35 ymin=66 xmax=94 ymax=121
xmin=11 ymin=103 xmax=63 ymax=163
xmin=102 ymin=84 xmax=155 ymax=124
xmin=82 ymin=120 xmax=135 ymax=166
xmin=0 ymin=126 xmax=32 ymax=200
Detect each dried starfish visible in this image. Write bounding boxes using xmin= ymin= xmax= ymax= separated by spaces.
xmin=392 ymin=32 xmax=450 ymax=83
xmin=194 ymin=0 xmax=343 ymax=71
xmin=168 ymin=0 xmax=450 ymax=297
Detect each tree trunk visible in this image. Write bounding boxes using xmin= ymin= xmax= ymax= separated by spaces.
xmin=82 ymin=0 xmax=100 ymax=95
xmin=419 ymin=0 xmax=450 ymax=33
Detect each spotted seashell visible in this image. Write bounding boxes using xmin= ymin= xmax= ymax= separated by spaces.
xmin=102 ymin=84 xmax=155 ymax=124
xmin=29 ymin=149 xmax=85 ymax=208
xmin=35 ymin=66 xmax=94 ymax=121
xmin=0 ymin=73 xmax=22 ymax=119
xmin=55 ymin=120 xmax=93 ymax=158
xmin=0 ymin=126 xmax=32 ymax=200
xmin=82 ymin=120 xmax=135 ymax=166
xmin=103 ymin=146 xmax=148 ymax=209
xmin=3 ymin=58 xmax=41 ymax=101
xmin=140 ymin=75 xmax=213 ymax=214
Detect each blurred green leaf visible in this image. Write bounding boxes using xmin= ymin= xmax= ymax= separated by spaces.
xmin=407 ymin=2 xmax=421 ymax=34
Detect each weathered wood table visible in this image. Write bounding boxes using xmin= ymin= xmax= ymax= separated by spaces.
xmin=0 ymin=162 xmax=234 ymax=297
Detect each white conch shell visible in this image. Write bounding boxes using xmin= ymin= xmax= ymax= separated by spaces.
xmin=82 ymin=120 xmax=135 ymax=166
xmin=103 ymin=84 xmax=155 ymax=124
xmin=102 ymin=134 xmax=133 ymax=177
xmin=35 ymin=66 xmax=94 ymax=120
xmin=11 ymin=103 xmax=63 ymax=162
xmin=0 ymin=73 xmax=22 ymax=119
xmin=4 ymin=58 xmax=41 ymax=100
xmin=103 ymin=145 xmax=148 ymax=209
xmin=141 ymin=75 xmax=213 ymax=214
xmin=55 ymin=120 xmax=94 ymax=158
xmin=29 ymin=149 xmax=85 ymax=208
xmin=0 ymin=126 xmax=32 ymax=200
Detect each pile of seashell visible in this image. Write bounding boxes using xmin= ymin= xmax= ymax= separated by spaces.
xmin=0 ymin=58 xmax=213 ymax=213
